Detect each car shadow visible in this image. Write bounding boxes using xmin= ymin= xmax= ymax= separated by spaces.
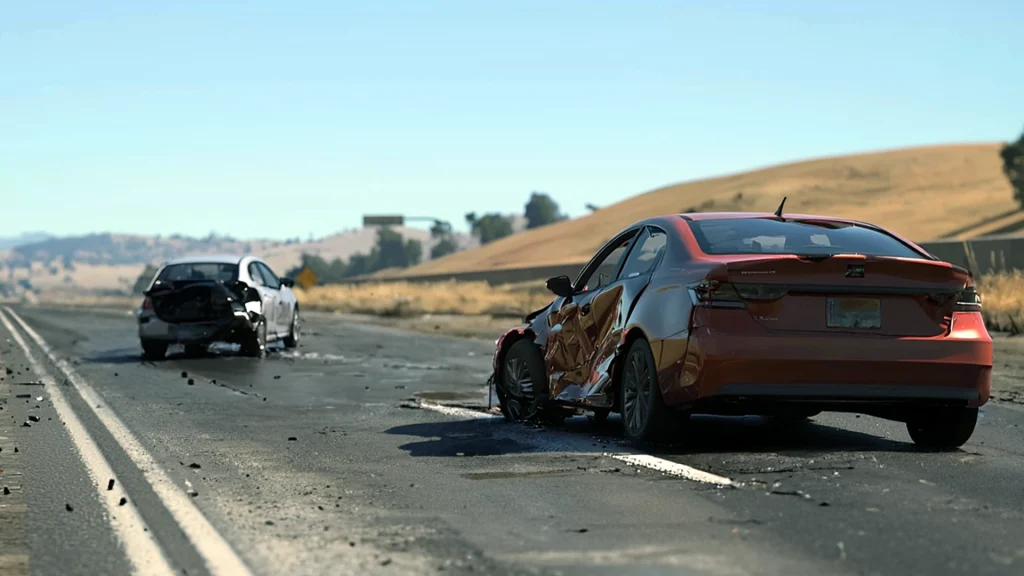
xmin=388 ymin=410 xmax=922 ymax=459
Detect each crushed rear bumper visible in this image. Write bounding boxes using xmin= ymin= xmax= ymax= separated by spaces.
xmin=137 ymin=310 xmax=254 ymax=345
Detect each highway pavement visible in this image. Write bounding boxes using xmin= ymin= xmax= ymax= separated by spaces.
xmin=2 ymin=304 xmax=1024 ymax=575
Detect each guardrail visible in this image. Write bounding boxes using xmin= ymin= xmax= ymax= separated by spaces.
xmin=341 ymin=236 xmax=1024 ymax=286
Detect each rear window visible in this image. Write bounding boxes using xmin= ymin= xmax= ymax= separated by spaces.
xmin=157 ymin=263 xmax=238 ymax=283
xmin=687 ymin=218 xmax=924 ymax=258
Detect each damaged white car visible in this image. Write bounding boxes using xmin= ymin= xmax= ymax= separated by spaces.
xmin=136 ymin=255 xmax=299 ymax=360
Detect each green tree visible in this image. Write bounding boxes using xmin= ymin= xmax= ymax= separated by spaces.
xmin=430 ymin=237 xmax=458 ymax=259
xmin=429 ymin=219 xmax=458 ymax=259
xmin=132 ymin=264 xmax=160 ymax=294
xmin=1001 ymin=128 xmax=1024 ymax=208
xmin=524 ymin=192 xmax=566 ymax=229
xmin=465 ymin=212 xmax=514 ymax=244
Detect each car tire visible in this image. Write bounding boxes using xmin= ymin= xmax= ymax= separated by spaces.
xmin=497 ymin=339 xmax=550 ymax=422
xmin=141 ymin=340 xmax=167 ymax=361
xmin=241 ymin=318 xmax=267 ymax=358
xmin=906 ymin=407 xmax=978 ymax=450
xmin=619 ymin=338 xmax=673 ymax=446
xmin=283 ymin=309 xmax=299 ymax=349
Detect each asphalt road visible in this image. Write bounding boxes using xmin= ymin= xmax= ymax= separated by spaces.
xmin=2 ymin=305 xmax=1024 ymax=576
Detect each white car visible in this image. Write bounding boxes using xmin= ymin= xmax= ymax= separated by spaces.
xmin=136 ymin=255 xmax=300 ymax=360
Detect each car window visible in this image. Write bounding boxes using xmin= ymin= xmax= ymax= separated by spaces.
xmin=247 ymin=263 xmax=267 ymax=286
xmin=576 ymin=235 xmax=634 ymax=292
xmin=618 ymin=228 xmax=666 ymax=280
xmin=157 ymin=263 xmax=237 ymax=283
xmin=687 ymin=218 xmax=923 ymax=258
xmin=257 ymin=262 xmax=281 ymax=289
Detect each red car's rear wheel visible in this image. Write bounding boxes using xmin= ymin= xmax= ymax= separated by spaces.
xmin=620 ymin=338 xmax=673 ymax=445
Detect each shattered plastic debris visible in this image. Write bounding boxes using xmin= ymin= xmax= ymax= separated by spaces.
xmin=28 ymin=415 xmax=40 ymax=422
xmin=188 ymin=463 xmax=201 ymax=469
xmin=119 ymin=497 xmax=128 ymax=506
xmin=107 ymin=479 xmax=115 ymax=491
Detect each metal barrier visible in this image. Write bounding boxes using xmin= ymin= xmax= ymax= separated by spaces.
xmin=342 ymin=236 xmax=1024 ymax=286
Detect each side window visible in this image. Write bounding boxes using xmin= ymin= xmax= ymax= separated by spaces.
xmin=576 ymin=235 xmax=633 ymax=292
xmin=257 ymin=263 xmax=281 ymax=289
xmin=247 ymin=263 xmax=267 ymax=287
xmin=618 ymin=228 xmax=667 ymax=280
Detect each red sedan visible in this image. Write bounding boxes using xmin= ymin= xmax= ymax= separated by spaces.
xmin=491 ymin=210 xmax=991 ymax=448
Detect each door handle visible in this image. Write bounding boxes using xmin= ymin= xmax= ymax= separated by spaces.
xmin=581 ymin=303 xmax=591 ymax=316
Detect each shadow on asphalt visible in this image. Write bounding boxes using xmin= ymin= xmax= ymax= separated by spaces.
xmin=388 ymin=412 xmax=917 ymax=459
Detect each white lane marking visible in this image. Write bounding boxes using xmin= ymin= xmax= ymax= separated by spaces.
xmin=5 ymin=307 xmax=254 ymax=576
xmin=0 ymin=310 xmax=176 ymax=576
xmin=608 ymin=454 xmax=732 ymax=486
xmin=415 ymin=401 xmax=733 ymax=486
xmin=417 ymin=400 xmax=502 ymax=420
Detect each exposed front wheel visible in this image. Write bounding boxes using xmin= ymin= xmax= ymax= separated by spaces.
xmin=241 ymin=318 xmax=267 ymax=358
xmin=283 ymin=309 xmax=299 ymax=349
xmin=619 ymin=338 xmax=674 ymax=446
xmin=497 ymin=340 xmax=549 ymax=422
xmin=141 ymin=340 xmax=167 ymax=361
xmin=906 ymin=407 xmax=978 ymax=450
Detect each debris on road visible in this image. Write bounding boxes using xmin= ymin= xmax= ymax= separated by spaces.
xmin=273 ymin=375 xmax=281 ymax=379
xmin=181 ymin=371 xmax=188 ymax=378
xmin=65 ymin=503 xmax=74 ymax=512
xmin=188 ymin=463 xmax=202 ymax=469
xmin=15 ymin=394 xmax=30 ymax=399
xmin=28 ymin=415 xmax=40 ymax=422
xmin=288 ymin=437 xmax=297 ymax=441
xmin=107 ymin=479 xmax=115 ymax=491
xmin=119 ymin=497 xmax=128 ymax=506
xmin=21 ymin=421 xmax=31 ymax=428
xmin=399 ymin=401 xmax=421 ymax=410
xmin=2 ymin=487 xmax=10 ymax=495
xmin=187 ymin=378 xmax=195 ymax=385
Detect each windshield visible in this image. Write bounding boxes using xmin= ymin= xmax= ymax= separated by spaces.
xmin=687 ymin=218 xmax=924 ymax=258
xmin=156 ymin=263 xmax=238 ymax=283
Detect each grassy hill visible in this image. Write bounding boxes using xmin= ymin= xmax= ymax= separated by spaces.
xmin=385 ymin=143 xmax=1016 ymax=277
xmin=1 ymin=227 xmax=477 ymax=294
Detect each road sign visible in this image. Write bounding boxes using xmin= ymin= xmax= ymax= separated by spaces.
xmin=363 ymin=215 xmax=404 ymax=226
xmin=295 ymin=267 xmax=319 ymax=290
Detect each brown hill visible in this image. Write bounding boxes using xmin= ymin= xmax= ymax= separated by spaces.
xmin=386 ymin=143 xmax=1016 ymax=277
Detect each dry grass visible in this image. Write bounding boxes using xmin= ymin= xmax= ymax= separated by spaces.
xmin=978 ymin=272 xmax=1024 ymax=334
xmin=385 ymin=143 xmax=1014 ymax=278
xmin=295 ymin=280 xmax=550 ymax=318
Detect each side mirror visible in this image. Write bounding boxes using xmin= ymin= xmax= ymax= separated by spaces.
xmin=280 ymin=277 xmax=295 ymax=288
xmin=545 ymin=275 xmax=574 ymax=297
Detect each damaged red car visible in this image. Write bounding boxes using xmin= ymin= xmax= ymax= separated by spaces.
xmin=491 ymin=211 xmax=992 ymax=449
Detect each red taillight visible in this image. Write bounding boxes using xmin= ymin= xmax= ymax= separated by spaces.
xmin=954 ymin=286 xmax=982 ymax=312
xmin=690 ymin=280 xmax=745 ymax=309
xmin=141 ymin=297 xmax=153 ymax=310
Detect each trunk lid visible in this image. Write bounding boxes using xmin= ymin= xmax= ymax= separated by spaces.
xmin=714 ymin=254 xmax=968 ymax=337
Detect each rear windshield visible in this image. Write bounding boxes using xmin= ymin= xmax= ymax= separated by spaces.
xmin=157 ymin=263 xmax=238 ymax=283
xmin=687 ymin=218 xmax=924 ymax=258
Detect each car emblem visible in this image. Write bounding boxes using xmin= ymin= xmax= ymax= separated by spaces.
xmin=846 ymin=265 xmax=865 ymax=278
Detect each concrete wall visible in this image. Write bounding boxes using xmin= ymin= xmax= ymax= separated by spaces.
xmin=345 ymin=236 xmax=1024 ymax=286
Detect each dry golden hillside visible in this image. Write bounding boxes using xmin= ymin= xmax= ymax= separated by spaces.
xmin=388 ymin=143 xmax=1015 ymax=277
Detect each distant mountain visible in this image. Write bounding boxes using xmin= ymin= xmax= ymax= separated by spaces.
xmin=0 ymin=231 xmax=53 ymax=251
xmin=3 ymin=228 xmax=478 ymax=269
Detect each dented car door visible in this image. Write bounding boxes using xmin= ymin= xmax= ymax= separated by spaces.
xmin=545 ymin=230 xmax=638 ymax=403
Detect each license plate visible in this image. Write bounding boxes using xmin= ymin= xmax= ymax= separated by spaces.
xmin=827 ymin=297 xmax=881 ymax=329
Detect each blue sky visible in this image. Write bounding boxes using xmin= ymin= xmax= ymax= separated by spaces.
xmin=2 ymin=0 xmax=1021 ymax=240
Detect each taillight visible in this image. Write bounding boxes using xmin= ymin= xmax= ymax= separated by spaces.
xmin=689 ymin=280 xmax=745 ymax=309
xmin=954 ymin=286 xmax=981 ymax=312
xmin=141 ymin=297 xmax=153 ymax=310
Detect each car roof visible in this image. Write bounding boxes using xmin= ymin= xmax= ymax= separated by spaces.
xmin=164 ymin=254 xmax=246 ymax=266
xmin=680 ymin=211 xmax=860 ymax=223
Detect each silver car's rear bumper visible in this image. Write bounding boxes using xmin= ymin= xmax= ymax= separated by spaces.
xmin=137 ymin=310 xmax=253 ymax=344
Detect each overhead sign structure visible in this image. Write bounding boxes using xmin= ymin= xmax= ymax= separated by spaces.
xmin=295 ymin=267 xmax=319 ymax=290
xmin=363 ymin=215 xmax=405 ymax=226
